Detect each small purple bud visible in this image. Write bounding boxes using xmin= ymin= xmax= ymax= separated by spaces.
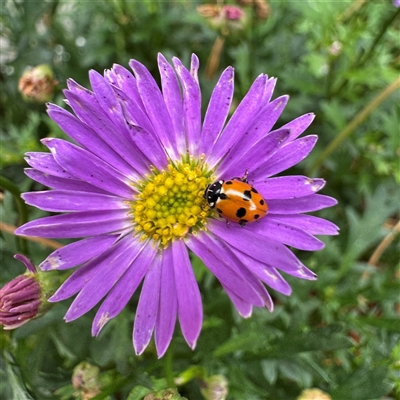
xmin=0 ymin=255 xmax=41 ymax=330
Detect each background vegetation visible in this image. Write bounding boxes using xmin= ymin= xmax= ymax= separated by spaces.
xmin=1 ymin=1 xmax=399 ymax=399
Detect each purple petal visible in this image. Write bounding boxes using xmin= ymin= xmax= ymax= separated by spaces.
xmin=222 ymin=286 xmax=253 ymax=318
xmin=208 ymin=220 xmax=317 ymax=280
xmin=186 ymin=232 xmax=264 ymax=306
xmin=190 ymin=53 xmax=200 ymax=83
xmin=24 ymin=169 xmax=109 ymax=194
xmin=107 ymin=71 xmax=155 ymax=137
xmin=200 ymin=67 xmax=234 ymax=157
xmin=119 ymin=101 xmax=168 ymax=171
xmin=66 ymin=78 xmax=95 ymax=102
xmin=157 ymin=54 xmax=185 ymax=153
xmin=47 ymin=104 xmax=135 ymax=179
xmin=129 ymin=59 xmax=179 ymax=161
xmin=173 ymin=57 xmax=201 ymax=156
xmin=39 ymin=234 xmax=119 ymax=271
xmin=253 ymin=135 xmax=318 ymax=178
xmin=25 ymin=152 xmax=75 ymax=179
xmin=89 ymin=70 xmax=131 ymax=141
xmin=42 ymin=138 xmax=135 ymax=199
xmin=14 ymin=254 xmax=36 ymax=273
xmin=218 ymin=96 xmax=289 ymax=171
xmin=249 ymin=217 xmax=325 ymax=251
xmin=255 ymin=176 xmax=326 ymax=199
xmin=232 ymin=249 xmax=292 ymax=295
xmin=155 ymin=246 xmax=178 ymax=358
xmin=207 ymin=74 xmax=268 ymax=168
xmin=280 ymin=113 xmax=315 ymax=142
xmin=63 ymin=236 xmax=142 ymax=322
xmin=64 ymin=90 xmax=148 ymax=176
xmin=228 ymin=262 xmax=274 ymax=310
xmin=133 ymin=253 xmax=162 ymax=355
xmin=268 ymin=194 xmax=338 ymax=214
xmin=218 ymin=128 xmax=291 ymax=178
xmin=22 ymin=190 xmax=128 ymax=212
xmin=90 ymin=70 xmax=161 ymax=172
xmin=48 ymin=236 xmax=136 ymax=303
xmin=15 ymin=209 xmax=131 ymax=239
xmin=260 ymin=77 xmax=277 ymax=106
xmin=92 ymin=243 xmax=157 ymax=336
xmin=171 ymin=240 xmax=202 ymax=349
xmin=271 ymin=214 xmax=340 ymax=236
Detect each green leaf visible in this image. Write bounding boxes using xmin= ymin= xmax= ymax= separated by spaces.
xmin=330 ymin=365 xmax=393 ymax=400
xmin=3 ymin=352 xmax=34 ymax=400
xmin=126 ymin=386 xmax=153 ymax=400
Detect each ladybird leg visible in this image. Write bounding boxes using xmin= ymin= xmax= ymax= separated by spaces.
xmin=225 ymin=219 xmax=230 ymax=228
xmin=241 ymin=169 xmax=249 ymax=183
xmin=239 ymin=220 xmax=247 ymax=227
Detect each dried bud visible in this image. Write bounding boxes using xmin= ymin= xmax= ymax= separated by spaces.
xmin=297 ymin=388 xmax=332 ymax=400
xmin=72 ymin=362 xmax=101 ymax=400
xmin=1 ymin=255 xmax=42 ymax=329
xmin=197 ymin=5 xmax=247 ymax=34
xmin=329 ymin=41 xmax=342 ymax=56
xmin=144 ymin=388 xmax=188 ymax=400
xmin=200 ymin=375 xmax=228 ymax=400
xmin=18 ymin=64 xmax=57 ymax=103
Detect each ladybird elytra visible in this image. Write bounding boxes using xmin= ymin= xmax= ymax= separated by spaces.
xmin=204 ymin=175 xmax=268 ymax=226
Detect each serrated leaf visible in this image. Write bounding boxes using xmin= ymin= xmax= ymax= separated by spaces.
xmin=126 ymin=386 xmax=152 ymax=400
xmin=4 ymin=352 xmax=34 ymax=400
xmin=330 ymin=365 xmax=393 ymax=400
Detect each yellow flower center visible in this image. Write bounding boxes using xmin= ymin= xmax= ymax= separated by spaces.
xmin=131 ymin=160 xmax=212 ymax=247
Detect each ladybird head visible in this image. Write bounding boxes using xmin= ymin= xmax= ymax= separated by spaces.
xmin=204 ymin=180 xmax=224 ymax=208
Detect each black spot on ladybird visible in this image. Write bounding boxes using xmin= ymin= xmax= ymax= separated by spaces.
xmin=251 ymin=187 xmax=259 ymax=193
xmin=216 ymin=208 xmax=222 ymax=214
xmin=236 ymin=208 xmax=247 ymax=218
xmin=225 ymin=181 xmax=233 ymax=185
xmin=259 ymin=199 xmax=265 ymax=205
xmin=219 ymin=193 xmax=228 ymax=200
xmin=243 ymin=190 xmax=252 ymax=201
xmin=254 ymin=214 xmax=260 ymax=219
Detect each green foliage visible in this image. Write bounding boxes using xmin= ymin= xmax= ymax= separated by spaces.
xmin=1 ymin=1 xmax=399 ymax=399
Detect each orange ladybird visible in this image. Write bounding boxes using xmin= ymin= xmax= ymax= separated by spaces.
xmin=204 ymin=174 xmax=268 ymax=227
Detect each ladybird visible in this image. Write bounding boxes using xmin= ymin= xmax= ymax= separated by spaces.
xmin=204 ymin=174 xmax=268 ymax=227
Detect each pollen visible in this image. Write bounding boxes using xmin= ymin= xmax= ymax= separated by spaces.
xmin=131 ymin=161 xmax=211 ymax=247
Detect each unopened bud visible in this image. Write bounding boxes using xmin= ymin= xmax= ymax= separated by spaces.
xmin=144 ymin=388 xmax=188 ymax=400
xmin=72 ymin=362 xmax=101 ymax=400
xmin=200 ymin=375 xmax=228 ymax=400
xmin=0 ymin=255 xmax=44 ymax=329
xmin=18 ymin=64 xmax=57 ymax=103
xmin=297 ymin=388 xmax=332 ymax=400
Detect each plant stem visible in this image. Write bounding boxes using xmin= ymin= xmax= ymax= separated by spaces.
xmin=163 ymin=343 xmax=175 ymax=388
xmin=309 ymin=77 xmax=400 ymax=175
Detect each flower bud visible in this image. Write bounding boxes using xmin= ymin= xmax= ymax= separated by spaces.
xmin=144 ymin=388 xmax=187 ymax=400
xmin=0 ymin=255 xmax=48 ymax=329
xmin=197 ymin=5 xmax=247 ymax=34
xmin=72 ymin=362 xmax=101 ymax=400
xmin=297 ymin=388 xmax=332 ymax=400
xmin=200 ymin=375 xmax=228 ymax=400
xmin=18 ymin=64 xmax=57 ymax=103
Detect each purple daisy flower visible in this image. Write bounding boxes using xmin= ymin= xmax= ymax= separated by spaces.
xmin=16 ymin=53 xmax=338 ymax=357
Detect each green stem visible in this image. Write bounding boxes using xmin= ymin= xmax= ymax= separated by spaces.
xmin=163 ymin=343 xmax=175 ymax=388
xmin=358 ymin=8 xmax=400 ymax=67
xmin=309 ymin=77 xmax=400 ymax=175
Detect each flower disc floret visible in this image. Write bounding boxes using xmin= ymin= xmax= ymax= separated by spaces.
xmin=132 ymin=162 xmax=210 ymax=246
